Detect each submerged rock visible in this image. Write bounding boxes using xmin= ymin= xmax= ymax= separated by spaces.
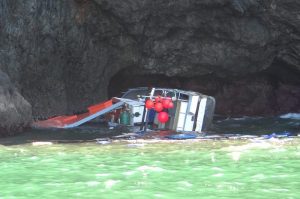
xmin=0 ymin=70 xmax=32 ymax=136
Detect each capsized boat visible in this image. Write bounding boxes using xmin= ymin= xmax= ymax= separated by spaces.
xmin=32 ymin=87 xmax=215 ymax=133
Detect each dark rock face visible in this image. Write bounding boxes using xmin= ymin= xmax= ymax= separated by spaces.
xmin=95 ymin=0 xmax=300 ymax=77
xmin=0 ymin=0 xmax=138 ymax=117
xmin=0 ymin=70 xmax=32 ymax=136
xmin=0 ymin=0 xmax=299 ymax=118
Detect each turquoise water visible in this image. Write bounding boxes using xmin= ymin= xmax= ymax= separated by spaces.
xmin=0 ymin=116 xmax=299 ymax=199
xmin=1 ymin=139 xmax=300 ymax=199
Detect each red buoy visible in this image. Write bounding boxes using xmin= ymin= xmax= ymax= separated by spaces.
xmin=168 ymin=101 xmax=174 ymax=109
xmin=158 ymin=112 xmax=169 ymax=123
xmin=145 ymin=99 xmax=154 ymax=109
xmin=155 ymin=96 xmax=162 ymax=103
xmin=154 ymin=102 xmax=163 ymax=112
xmin=162 ymin=98 xmax=171 ymax=109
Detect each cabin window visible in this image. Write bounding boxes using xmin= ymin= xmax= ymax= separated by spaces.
xmin=154 ymin=90 xmax=163 ymax=96
xmin=178 ymin=93 xmax=189 ymax=100
xmin=154 ymin=90 xmax=176 ymax=98
xmin=122 ymin=89 xmax=150 ymax=99
xmin=166 ymin=91 xmax=175 ymax=98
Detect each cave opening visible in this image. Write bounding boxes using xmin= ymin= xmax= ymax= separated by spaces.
xmin=107 ymin=67 xmax=222 ymax=99
xmin=262 ymin=58 xmax=300 ymax=86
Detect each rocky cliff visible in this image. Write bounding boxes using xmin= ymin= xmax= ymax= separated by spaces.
xmin=0 ymin=0 xmax=299 ymax=133
xmin=0 ymin=70 xmax=32 ymax=136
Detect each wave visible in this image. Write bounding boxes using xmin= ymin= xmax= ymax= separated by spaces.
xmin=279 ymin=113 xmax=300 ymax=120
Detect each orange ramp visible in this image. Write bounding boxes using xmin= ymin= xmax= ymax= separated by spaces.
xmin=32 ymin=100 xmax=124 ymax=128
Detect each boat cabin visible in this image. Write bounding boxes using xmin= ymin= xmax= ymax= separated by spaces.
xmin=115 ymin=87 xmax=215 ymax=132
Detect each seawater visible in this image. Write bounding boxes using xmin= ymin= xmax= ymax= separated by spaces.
xmin=0 ymin=116 xmax=299 ymax=199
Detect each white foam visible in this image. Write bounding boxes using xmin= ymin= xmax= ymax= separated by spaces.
xmin=211 ymin=152 xmax=216 ymax=162
xmin=96 ymin=173 xmax=110 ymax=177
xmin=212 ymin=167 xmax=224 ymax=171
xmin=29 ymin=156 xmax=38 ymax=160
xmin=127 ymin=143 xmax=145 ymax=148
xmin=178 ymin=181 xmax=193 ymax=187
xmin=223 ymin=141 xmax=280 ymax=161
xmin=137 ymin=165 xmax=164 ymax=172
xmin=19 ymin=149 xmax=26 ymax=153
xmin=86 ymin=181 xmax=100 ymax=187
xmin=279 ymin=113 xmax=300 ymax=120
xmin=270 ymin=148 xmax=286 ymax=153
xmin=270 ymin=188 xmax=289 ymax=192
xmin=123 ymin=171 xmax=136 ymax=176
xmin=223 ymin=142 xmax=272 ymax=152
xmin=212 ymin=173 xmax=224 ymax=177
xmin=154 ymin=193 xmax=164 ymax=198
xmin=32 ymin=142 xmax=53 ymax=146
xmin=229 ymin=151 xmax=241 ymax=161
xmin=232 ymin=117 xmax=247 ymax=121
xmin=104 ymin=180 xmax=120 ymax=189
xmin=270 ymin=174 xmax=289 ymax=178
xmin=251 ymin=174 xmax=266 ymax=180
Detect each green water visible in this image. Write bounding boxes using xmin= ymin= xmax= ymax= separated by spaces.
xmin=1 ymin=139 xmax=300 ymax=199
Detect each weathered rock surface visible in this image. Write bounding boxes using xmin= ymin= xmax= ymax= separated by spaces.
xmin=0 ymin=70 xmax=32 ymax=136
xmin=0 ymin=0 xmax=299 ymax=119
